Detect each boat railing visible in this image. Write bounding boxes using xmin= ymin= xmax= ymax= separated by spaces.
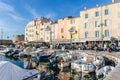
xmin=22 ymin=71 xmax=44 ymax=80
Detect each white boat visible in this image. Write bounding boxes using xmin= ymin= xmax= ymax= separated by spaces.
xmin=57 ymin=53 xmax=73 ymax=68
xmin=71 ymin=59 xmax=95 ymax=73
xmin=0 ymin=47 xmax=12 ymax=53
xmin=96 ymin=66 xmax=115 ymax=78
xmin=93 ymin=56 xmax=105 ymax=70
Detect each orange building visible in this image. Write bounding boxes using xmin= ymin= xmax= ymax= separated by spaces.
xmin=56 ymin=16 xmax=80 ymax=44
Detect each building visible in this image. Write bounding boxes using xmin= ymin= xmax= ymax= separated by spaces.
xmin=56 ymin=16 xmax=80 ymax=44
xmin=13 ymin=35 xmax=24 ymax=43
xmin=79 ymin=0 xmax=120 ymax=46
xmin=25 ymin=17 xmax=52 ymax=43
xmin=24 ymin=0 xmax=120 ymax=46
xmin=67 ymin=16 xmax=81 ymax=43
xmin=51 ymin=21 xmax=58 ymax=44
xmin=25 ymin=20 xmax=35 ymax=42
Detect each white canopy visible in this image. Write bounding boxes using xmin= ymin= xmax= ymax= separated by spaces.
xmin=0 ymin=61 xmax=38 ymax=80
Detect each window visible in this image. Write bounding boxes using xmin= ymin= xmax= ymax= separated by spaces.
xmin=71 ymin=34 xmax=75 ymax=39
xmin=95 ymin=21 xmax=99 ymax=27
xmin=85 ymin=13 xmax=88 ymax=19
xmin=104 ymin=20 xmax=110 ymax=26
xmin=95 ymin=31 xmax=99 ymax=37
xmin=118 ymin=12 xmax=120 ymax=18
xmin=104 ymin=30 xmax=110 ymax=37
xmin=62 ymin=36 xmax=64 ymax=38
xmin=95 ymin=11 xmax=99 ymax=17
xmin=85 ymin=23 xmax=89 ymax=28
xmin=61 ymin=28 xmax=64 ymax=33
xmin=118 ymin=3 xmax=120 ymax=8
xmin=85 ymin=32 xmax=89 ymax=38
xmin=36 ymin=31 xmax=38 ymax=35
xmin=70 ymin=20 xmax=75 ymax=24
xmin=105 ymin=9 xmax=109 ymax=15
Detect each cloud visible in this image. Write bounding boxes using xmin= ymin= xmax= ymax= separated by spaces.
xmin=0 ymin=1 xmax=26 ymax=39
xmin=8 ymin=13 xmax=25 ymax=21
xmin=0 ymin=1 xmax=25 ymax=22
xmin=25 ymin=5 xmax=40 ymax=18
xmin=0 ymin=1 xmax=14 ymax=12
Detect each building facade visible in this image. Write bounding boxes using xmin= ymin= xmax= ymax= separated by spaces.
xmin=56 ymin=16 xmax=80 ymax=44
xmin=80 ymin=1 xmax=120 ymax=46
xmin=25 ymin=20 xmax=35 ymax=42
xmin=25 ymin=17 xmax=52 ymax=43
xmin=25 ymin=0 xmax=120 ymax=46
xmin=13 ymin=35 xmax=24 ymax=43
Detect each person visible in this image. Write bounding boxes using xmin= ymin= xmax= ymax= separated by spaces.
xmin=107 ymin=46 xmax=111 ymax=53
xmin=94 ymin=44 xmax=98 ymax=52
xmin=59 ymin=57 xmax=64 ymax=64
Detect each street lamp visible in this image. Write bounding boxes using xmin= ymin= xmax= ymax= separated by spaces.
xmin=100 ymin=23 xmax=104 ymax=47
xmin=1 ymin=28 xmax=3 ymax=45
xmin=100 ymin=6 xmax=104 ymax=48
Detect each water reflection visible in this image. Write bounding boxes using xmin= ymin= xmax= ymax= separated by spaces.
xmin=0 ymin=54 xmax=24 ymax=68
xmin=35 ymin=61 xmax=97 ymax=80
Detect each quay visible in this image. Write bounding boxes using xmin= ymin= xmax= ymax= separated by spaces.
xmin=74 ymin=50 xmax=120 ymax=80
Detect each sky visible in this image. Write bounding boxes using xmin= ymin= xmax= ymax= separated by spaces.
xmin=0 ymin=0 xmax=112 ymax=39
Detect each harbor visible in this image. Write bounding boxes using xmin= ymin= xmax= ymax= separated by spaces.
xmin=0 ymin=46 xmax=118 ymax=80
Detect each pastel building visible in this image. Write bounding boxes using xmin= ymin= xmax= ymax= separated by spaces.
xmin=25 ymin=17 xmax=52 ymax=43
xmin=51 ymin=21 xmax=58 ymax=43
xmin=25 ymin=20 xmax=35 ymax=42
xmin=79 ymin=0 xmax=120 ymax=46
xmin=56 ymin=16 xmax=80 ymax=43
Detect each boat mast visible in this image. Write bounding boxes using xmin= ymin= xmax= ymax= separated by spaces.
xmin=1 ymin=28 xmax=3 ymax=45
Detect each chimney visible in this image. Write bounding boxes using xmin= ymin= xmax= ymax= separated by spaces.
xmin=96 ymin=4 xmax=99 ymax=7
xmin=84 ymin=7 xmax=87 ymax=10
xmin=112 ymin=0 xmax=115 ymax=3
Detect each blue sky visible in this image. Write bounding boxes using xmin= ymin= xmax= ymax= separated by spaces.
xmin=0 ymin=0 xmax=112 ymax=39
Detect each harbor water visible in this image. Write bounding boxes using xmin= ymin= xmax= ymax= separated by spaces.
xmin=0 ymin=52 xmax=115 ymax=80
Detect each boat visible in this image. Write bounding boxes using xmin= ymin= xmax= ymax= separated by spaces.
xmin=93 ymin=56 xmax=105 ymax=70
xmin=71 ymin=54 xmax=104 ymax=73
xmin=71 ymin=59 xmax=95 ymax=73
xmin=96 ymin=66 xmax=115 ymax=78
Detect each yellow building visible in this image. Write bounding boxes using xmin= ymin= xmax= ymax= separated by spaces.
xmin=79 ymin=0 xmax=120 ymax=46
xmin=67 ymin=16 xmax=80 ymax=43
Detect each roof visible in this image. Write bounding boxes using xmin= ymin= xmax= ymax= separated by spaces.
xmin=81 ymin=2 xmax=120 ymax=12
